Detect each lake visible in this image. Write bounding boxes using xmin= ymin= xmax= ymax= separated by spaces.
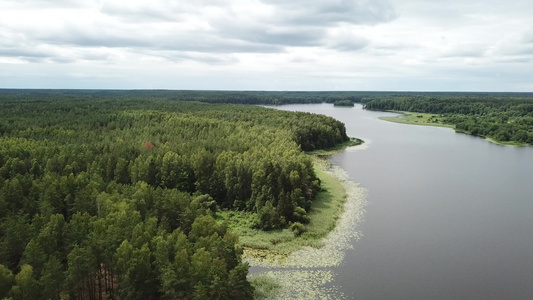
xmin=272 ymin=103 xmax=533 ymax=299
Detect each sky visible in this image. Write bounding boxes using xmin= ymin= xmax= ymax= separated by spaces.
xmin=1 ymin=0 xmax=532 ymax=91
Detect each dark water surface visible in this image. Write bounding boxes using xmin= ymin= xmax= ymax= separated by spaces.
xmin=273 ymin=104 xmax=533 ymax=299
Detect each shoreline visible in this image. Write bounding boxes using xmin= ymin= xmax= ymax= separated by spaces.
xmin=243 ymin=159 xmax=367 ymax=268
xmin=221 ymin=138 xmax=366 ymax=261
xmin=247 ymin=149 xmax=368 ymax=299
xmin=378 ymin=112 xmax=530 ymax=147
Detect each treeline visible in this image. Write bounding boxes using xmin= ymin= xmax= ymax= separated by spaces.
xmin=364 ymin=94 xmax=533 ymax=144
xmin=168 ymin=91 xmax=365 ymax=105
xmin=0 ymin=89 xmax=367 ymax=105
xmin=0 ymin=90 xmax=350 ymax=299
xmin=333 ymin=100 xmax=355 ymax=107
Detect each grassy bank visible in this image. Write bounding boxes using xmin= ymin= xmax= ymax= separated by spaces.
xmin=483 ymin=137 xmax=529 ymax=146
xmin=216 ymin=143 xmax=366 ymax=298
xmin=244 ymin=156 xmax=367 ymax=299
xmin=379 ymin=111 xmax=530 ymax=147
xmin=217 ymin=158 xmax=347 ymax=257
xmin=379 ymin=111 xmax=454 ymax=128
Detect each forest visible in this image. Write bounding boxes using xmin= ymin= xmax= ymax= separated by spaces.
xmin=1 ymin=89 xmax=531 ymax=299
xmin=152 ymin=89 xmax=533 ymax=145
xmin=0 ymin=90 xmax=349 ymax=299
xmin=333 ymin=100 xmax=355 ymax=107
xmin=363 ymin=94 xmax=533 ymax=145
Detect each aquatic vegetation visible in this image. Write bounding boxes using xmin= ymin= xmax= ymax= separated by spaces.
xmin=247 ymin=159 xmax=368 ymax=299
xmin=249 ymin=270 xmax=347 ymax=300
xmin=244 ymin=163 xmax=367 ymax=268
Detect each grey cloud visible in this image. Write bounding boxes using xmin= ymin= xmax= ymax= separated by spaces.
xmin=99 ymin=1 xmax=232 ymax=23
xmin=53 ymin=34 xmax=148 ymax=49
xmin=523 ymin=28 xmax=533 ymax=43
xmin=291 ymin=56 xmax=317 ymax=63
xmin=263 ymin=0 xmax=396 ymax=25
xmin=100 ymin=7 xmax=176 ymax=23
xmin=51 ymin=56 xmax=77 ymax=63
xmin=99 ymin=0 xmax=395 ymax=51
xmin=306 ymin=1 xmax=394 ymax=24
xmin=496 ymin=57 xmax=531 ymax=64
xmin=327 ymin=32 xmax=368 ymax=51
xmin=3 ymin=0 xmax=89 ymax=9
xmin=80 ymin=51 xmax=115 ymax=62
xmin=441 ymin=47 xmax=486 ymax=58
xmin=212 ymin=21 xmax=325 ymax=48
xmin=0 ymin=47 xmax=49 ymax=59
xmin=496 ymin=43 xmax=533 ymax=58
xmin=0 ymin=25 xmax=279 ymax=67
xmin=0 ymin=46 xmax=75 ymax=63
xmin=50 ymin=22 xmax=284 ymax=54
xmin=155 ymin=35 xmax=284 ymax=54
xmin=155 ymin=51 xmax=240 ymax=65
xmin=248 ymin=29 xmax=323 ymax=47
xmin=8 ymin=11 xmax=283 ymax=55
xmin=0 ymin=0 xmax=395 ymax=67
xmin=373 ymin=41 xmax=414 ymax=51
xmin=208 ymin=0 xmax=395 ymax=50
xmin=100 ymin=2 xmax=186 ymax=22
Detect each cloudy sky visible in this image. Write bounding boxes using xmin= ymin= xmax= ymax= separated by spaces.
xmin=1 ymin=0 xmax=532 ymax=91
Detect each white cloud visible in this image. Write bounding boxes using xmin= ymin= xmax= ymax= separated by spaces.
xmin=0 ymin=0 xmax=532 ymax=91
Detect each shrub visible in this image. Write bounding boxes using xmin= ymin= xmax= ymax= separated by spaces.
xmin=290 ymin=222 xmax=307 ymax=236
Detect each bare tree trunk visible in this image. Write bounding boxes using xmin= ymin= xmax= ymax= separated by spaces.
xmin=109 ymin=265 xmax=114 ymax=298
xmin=103 ymin=264 xmax=108 ymax=295
xmin=89 ymin=278 xmax=95 ymax=300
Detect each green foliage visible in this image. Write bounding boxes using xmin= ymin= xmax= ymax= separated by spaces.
xmin=290 ymin=222 xmax=307 ymax=236
xmin=364 ymin=93 xmax=533 ymax=145
xmin=249 ymin=274 xmax=281 ymax=300
xmin=218 ymin=162 xmax=349 ymax=254
xmin=228 ymin=263 xmax=254 ymax=300
xmin=333 ymin=100 xmax=355 ymax=107
xmin=0 ymin=264 xmax=15 ymax=299
xmin=40 ymin=256 xmax=65 ymax=300
xmin=256 ymin=201 xmax=283 ymax=230
xmin=0 ymin=90 xmax=353 ymax=299
xmin=12 ymin=264 xmax=41 ymax=300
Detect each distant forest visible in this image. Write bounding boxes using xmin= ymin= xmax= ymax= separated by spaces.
xmin=363 ymin=94 xmax=533 ymax=144
xmin=69 ymin=88 xmax=533 ymax=145
xmin=77 ymin=88 xmax=533 ymax=145
xmin=0 ymin=90 xmax=348 ymax=299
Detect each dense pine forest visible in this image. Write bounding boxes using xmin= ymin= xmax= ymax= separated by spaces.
xmin=0 ymin=90 xmax=349 ymax=299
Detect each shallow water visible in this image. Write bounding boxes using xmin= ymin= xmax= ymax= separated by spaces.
xmin=273 ymin=103 xmax=533 ymax=299
xmin=247 ymin=162 xmax=367 ymax=299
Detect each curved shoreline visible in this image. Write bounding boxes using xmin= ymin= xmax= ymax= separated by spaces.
xmin=244 ymin=162 xmax=367 ymax=268
xmin=247 ymin=153 xmax=368 ymax=299
xmin=378 ymin=112 xmax=530 ymax=147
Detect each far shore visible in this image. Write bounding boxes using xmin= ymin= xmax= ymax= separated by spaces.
xmin=378 ymin=111 xmax=530 ymax=147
